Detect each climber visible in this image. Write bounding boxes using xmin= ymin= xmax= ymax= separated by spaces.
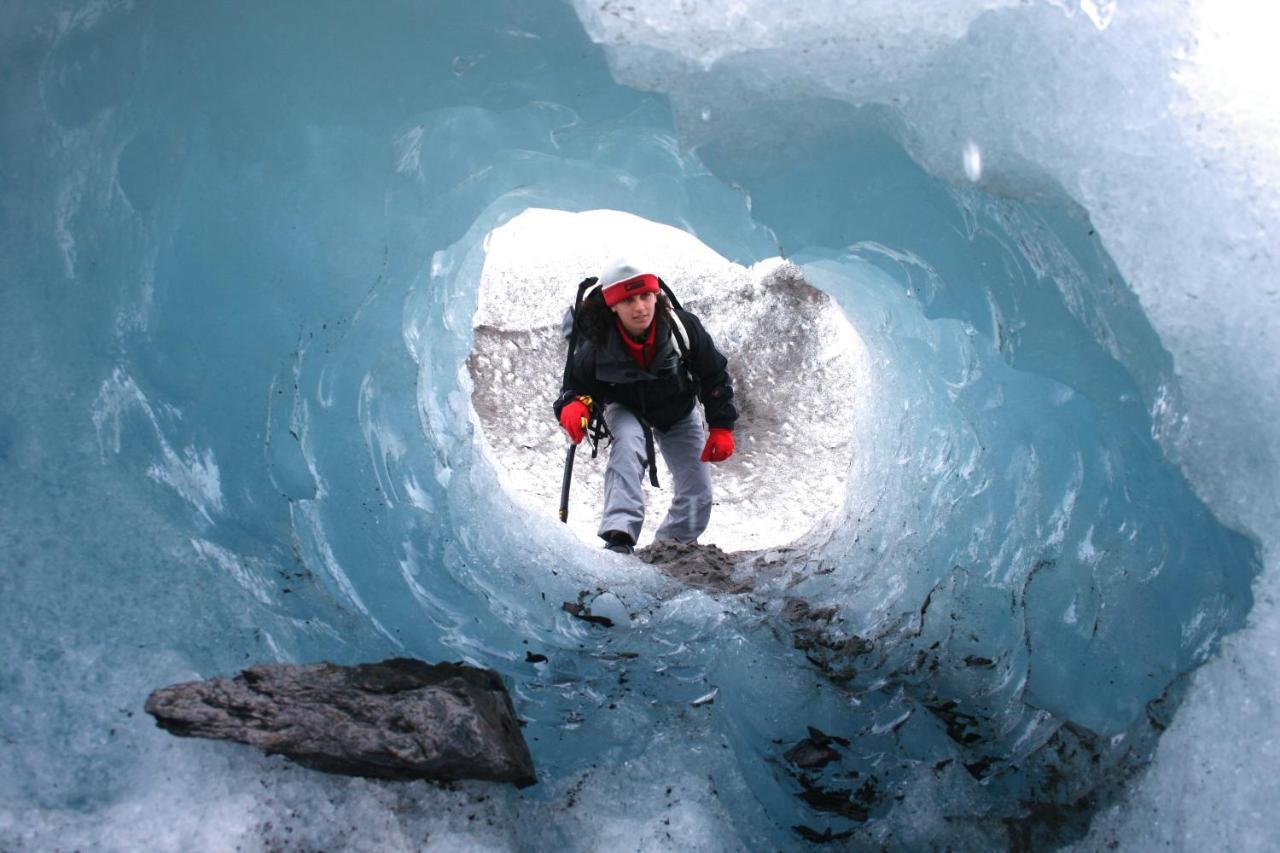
xmin=554 ymin=260 xmax=738 ymax=555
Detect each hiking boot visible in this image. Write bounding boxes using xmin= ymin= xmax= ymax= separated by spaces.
xmin=602 ymin=531 xmax=635 ymax=555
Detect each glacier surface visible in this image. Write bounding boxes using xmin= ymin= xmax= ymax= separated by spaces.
xmin=1 ymin=1 xmax=1276 ymax=850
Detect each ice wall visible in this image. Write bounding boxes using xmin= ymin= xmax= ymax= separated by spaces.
xmin=572 ymin=1 xmax=1280 ymax=848
xmin=0 ymin=0 xmax=1274 ymax=850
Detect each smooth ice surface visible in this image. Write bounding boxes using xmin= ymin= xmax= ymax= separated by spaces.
xmin=0 ymin=1 xmax=1274 ymax=850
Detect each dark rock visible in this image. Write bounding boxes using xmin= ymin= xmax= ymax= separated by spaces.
xmin=853 ymin=778 xmax=880 ymax=807
xmin=785 ymin=739 xmax=840 ymax=770
xmin=781 ymin=597 xmax=837 ymax=624
xmin=525 ymin=651 xmax=548 ymax=664
xmin=784 ymin=726 xmax=850 ymax=769
xmin=791 ymin=824 xmax=855 ymax=843
xmin=145 ymin=658 xmax=536 ymax=787
xmin=791 ymin=627 xmax=872 ymax=658
xmin=925 ymin=699 xmax=986 ymax=746
xmin=561 ymin=600 xmax=614 ymax=627
xmin=798 ymin=787 xmax=870 ymax=821
xmin=964 ymin=756 xmax=997 ymax=780
xmin=806 ymin=725 xmax=850 ymax=748
xmin=636 ymin=541 xmax=751 ymax=593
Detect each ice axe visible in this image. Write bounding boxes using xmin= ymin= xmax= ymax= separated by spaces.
xmin=559 ymin=396 xmax=605 ymax=523
xmin=559 ymin=441 xmax=576 ymax=523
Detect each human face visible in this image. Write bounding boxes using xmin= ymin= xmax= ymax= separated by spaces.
xmin=611 ymin=291 xmax=657 ymax=338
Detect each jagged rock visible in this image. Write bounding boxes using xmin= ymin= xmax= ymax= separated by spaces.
xmin=785 ymin=738 xmax=840 ymax=770
xmin=637 ymin=541 xmax=751 ymax=592
xmin=145 ymin=657 xmax=536 ymax=787
xmin=798 ymin=786 xmax=870 ymax=821
xmin=784 ymin=726 xmax=849 ymax=769
xmin=781 ymin=597 xmax=837 ymax=624
xmin=792 ymin=824 xmax=855 ymax=843
xmin=562 ymin=593 xmax=615 ymax=627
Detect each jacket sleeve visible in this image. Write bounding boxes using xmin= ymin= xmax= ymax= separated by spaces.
xmin=679 ymin=310 xmax=738 ymax=430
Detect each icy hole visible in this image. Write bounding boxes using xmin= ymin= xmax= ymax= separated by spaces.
xmin=468 ymin=208 xmax=872 ymax=551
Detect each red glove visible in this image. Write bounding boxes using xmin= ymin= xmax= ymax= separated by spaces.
xmin=700 ymin=428 xmax=735 ymax=463
xmin=559 ymin=399 xmax=590 ymax=444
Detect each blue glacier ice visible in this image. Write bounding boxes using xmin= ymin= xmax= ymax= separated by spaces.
xmin=1 ymin=1 xmax=1277 ymax=850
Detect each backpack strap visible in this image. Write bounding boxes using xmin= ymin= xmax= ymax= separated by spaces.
xmin=562 ymin=276 xmax=597 ymax=387
xmin=643 ymin=423 xmax=659 ymax=487
xmin=657 ymin=277 xmax=691 ymax=357
xmin=562 ymin=277 xmax=612 ymax=454
xmin=665 ymin=305 xmax=691 ymax=360
xmin=656 ymin=278 xmax=696 ymax=391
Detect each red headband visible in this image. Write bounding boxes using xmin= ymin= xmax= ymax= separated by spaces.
xmin=602 ymin=273 xmax=660 ymax=307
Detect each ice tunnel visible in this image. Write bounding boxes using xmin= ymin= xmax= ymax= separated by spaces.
xmin=2 ymin=1 xmax=1278 ymax=851
xmin=470 ymin=208 xmax=866 ymax=552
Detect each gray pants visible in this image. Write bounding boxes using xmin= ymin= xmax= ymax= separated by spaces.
xmin=598 ymin=403 xmax=712 ymax=545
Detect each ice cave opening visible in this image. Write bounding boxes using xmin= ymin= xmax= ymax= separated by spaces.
xmin=468 ymin=208 xmax=867 ymax=553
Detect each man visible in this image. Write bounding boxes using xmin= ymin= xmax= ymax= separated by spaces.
xmin=554 ymin=260 xmax=737 ymax=554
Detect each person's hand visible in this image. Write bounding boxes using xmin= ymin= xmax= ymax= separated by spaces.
xmin=700 ymin=428 xmax=734 ymax=462
xmin=559 ymin=399 xmax=590 ymax=444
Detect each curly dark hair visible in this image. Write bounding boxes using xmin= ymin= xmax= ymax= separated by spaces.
xmin=577 ymin=289 xmax=672 ymax=346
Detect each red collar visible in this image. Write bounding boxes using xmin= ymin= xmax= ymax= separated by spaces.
xmin=616 ymin=318 xmax=657 ymax=370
